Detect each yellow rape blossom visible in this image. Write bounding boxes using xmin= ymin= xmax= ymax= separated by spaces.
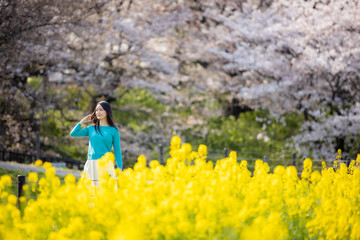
xmin=7 ymin=194 xmax=17 ymax=205
xmin=0 ymin=138 xmax=359 ymax=240
xmin=1 ymin=175 xmax=12 ymax=187
xmin=43 ymin=162 xmax=52 ymax=169
xmin=28 ymin=172 xmax=38 ymax=182
xmin=34 ymin=159 xmax=43 ymax=166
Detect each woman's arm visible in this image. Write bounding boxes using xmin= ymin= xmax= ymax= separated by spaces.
xmin=70 ymin=114 xmax=91 ymax=137
xmin=113 ymin=129 xmax=123 ymax=170
xmin=70 ymin=123 xmax=89 ymax=137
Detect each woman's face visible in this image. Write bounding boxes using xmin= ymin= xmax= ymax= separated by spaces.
xmin=95 ymin=104 xmax=107 ymax=121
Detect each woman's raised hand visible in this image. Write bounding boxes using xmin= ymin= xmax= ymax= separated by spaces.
xmin=80 ymin=114 xmax=92 ymax=125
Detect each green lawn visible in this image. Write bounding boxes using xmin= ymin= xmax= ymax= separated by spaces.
xmin=0 ymin=167 xmax=41 ymax=181
xmin=0 ymin=167 xmax=71 ymax=196
xmin=0 ymin=167 xmax=32 ymax=196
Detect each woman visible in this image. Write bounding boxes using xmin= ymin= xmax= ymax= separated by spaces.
xmin=70 ymin=101 xmax=122 ymax=186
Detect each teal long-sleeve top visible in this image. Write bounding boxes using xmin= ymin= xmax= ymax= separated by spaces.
xmin=70 ymin=123 xmax=123 ymax=170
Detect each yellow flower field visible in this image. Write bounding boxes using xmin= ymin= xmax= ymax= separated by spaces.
xmin=1 ymin=136 xmax=360 ymax=240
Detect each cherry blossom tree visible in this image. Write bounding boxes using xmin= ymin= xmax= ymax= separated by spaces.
xmin=206 ymin=0 xmax=360 ymax=159
xmin=2 ymin=0 xmax=359 ymax=160
xmin=0 ymin=0 xmax=106 ymax=151
xmin=0 ymin=0 xmax=225 ymax=152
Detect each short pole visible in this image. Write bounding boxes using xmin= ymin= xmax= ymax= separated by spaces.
xmin=264 ymin=155 xmax=268 ymax=163
xmin=17 ymin=175 xmax=26 ymax=210
xmin=224 ymin=148 xmax=228 ymax=158
xmin=292 ymin=152 xmax=296 ymax=167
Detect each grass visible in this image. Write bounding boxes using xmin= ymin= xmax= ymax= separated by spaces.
xmin=0 ymin=167 xmax=75 ymax=196
xmin=0 ymin=167 xmax=35 ymax=196
xmin=0 ymin=167 xmax=45 ymax=180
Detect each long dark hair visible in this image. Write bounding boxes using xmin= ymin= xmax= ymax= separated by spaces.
xmin=91 ymin=101 xmax=117 ymax=135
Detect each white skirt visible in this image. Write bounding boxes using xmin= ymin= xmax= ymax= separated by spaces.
xmin=81 ymin=159 xmax=116 ymax=187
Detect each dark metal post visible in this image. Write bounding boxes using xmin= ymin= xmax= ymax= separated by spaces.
xmin=264 ymin=155 xmax=268 ymax=163
xmin=292 ymin=152 xmax=296 ymax=167
xmin=346 ymin=157 xmax=350 ymax=167
xmin=159 ymin=144 xmax=163 ymax=165
xmin=17 ymin=175 xmax=26 ymax=209
xmin=224 ymin=148 xmax=228 ymax=158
